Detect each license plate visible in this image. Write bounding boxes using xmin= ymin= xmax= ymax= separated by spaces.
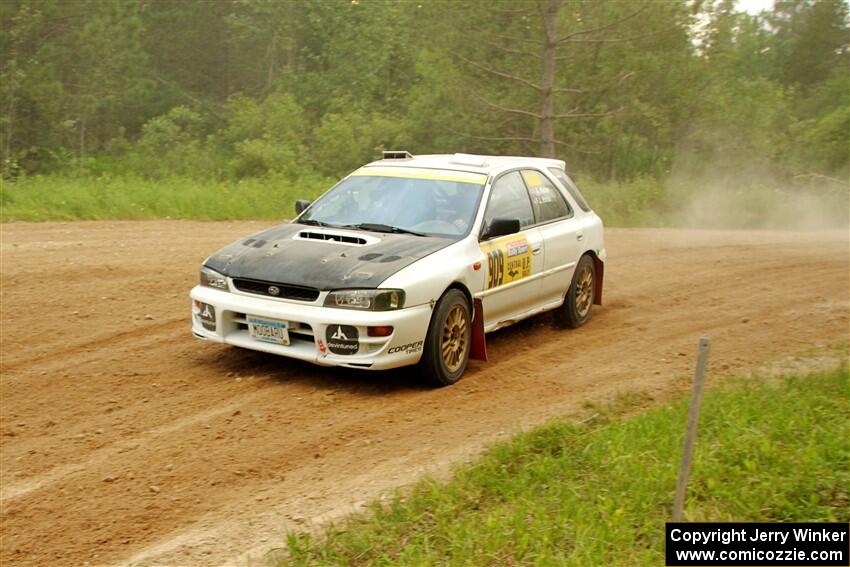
xmin=247 ymin=316 xmax=290 ymax=346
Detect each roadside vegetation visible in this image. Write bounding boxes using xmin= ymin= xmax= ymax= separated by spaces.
xmin=280 ymin=365 xmax=849 ymax=565
xmin=2 ymin=1 xmax=848 ymax=227
xmin=0 ymin=174 xmax=333 ymax=221
xmin=3 ymin=173 xmax=847 ymax=228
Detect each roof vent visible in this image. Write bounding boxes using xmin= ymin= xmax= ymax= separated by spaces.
xmin=382 ymin=150 xmax=413 ymax=160
xmin=450 ymin=153 xmax=488 ymax=167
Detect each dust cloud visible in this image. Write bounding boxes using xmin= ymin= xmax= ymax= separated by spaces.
xmin=664 ymin=169 xmax=849 ymax=231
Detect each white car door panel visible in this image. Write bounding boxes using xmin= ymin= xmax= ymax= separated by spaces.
xmin=476 ymin=170 xmax=546 ymax=328
xmin=520 ymin=169 xmax=586 ymax=305
xmin=479 ymin=228 xmax=544 ymax=327
xmin=537 ymin=217 xmax=587 ymax=304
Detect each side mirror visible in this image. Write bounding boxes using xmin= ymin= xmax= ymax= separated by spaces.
xmin=294 ymin=199 xmax=311 ymax=215
xmin=482 ymin=218 xmax=521 ymax=240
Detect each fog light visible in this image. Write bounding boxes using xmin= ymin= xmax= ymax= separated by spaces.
xmin=367 ymin=325 xmax=394 ymax=337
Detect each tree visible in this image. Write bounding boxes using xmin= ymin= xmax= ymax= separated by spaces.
xmin=443 ymin=0 xmax=680 ymax=158
xmin=0 ymin=0 xmax=152 ymax=169
xmin=768 ymin=0 xmax=850 ymax=88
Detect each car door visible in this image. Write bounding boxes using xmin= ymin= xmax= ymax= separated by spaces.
xmin=519 ymin=169 xmax=585 ymax=306
xmin=478 ymin=170 xmax=544 ymax=328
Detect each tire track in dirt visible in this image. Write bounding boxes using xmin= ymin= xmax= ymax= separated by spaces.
xmin=1 ymin=389 xmax=273 ymax=502
xmin=0 ymin=318 xmax=186 ymax=373
xmin=1 ymin=222 xmax=847 ymax=567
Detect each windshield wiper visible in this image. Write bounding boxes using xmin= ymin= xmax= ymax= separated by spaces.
xmin=296 ymin=219 xmax=336 ymax=227
xmin=340 ymin=223 xmax=427 ymax=237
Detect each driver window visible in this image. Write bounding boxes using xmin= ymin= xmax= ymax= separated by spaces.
xmin=483 ymin=171 xmax=534 ymax=232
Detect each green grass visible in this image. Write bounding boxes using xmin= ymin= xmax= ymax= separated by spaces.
xmin=2 ymin=172 xmax=847 ymax=228
xmin=280 ymin=367 xmax=849 ymax=566
xmin=0 ymin=173 xmax=334 ymax=222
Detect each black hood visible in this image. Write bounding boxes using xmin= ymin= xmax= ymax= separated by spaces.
xmin=204 ymin=222 xmax=455 ymax=290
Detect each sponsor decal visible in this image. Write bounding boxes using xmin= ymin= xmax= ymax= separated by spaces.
xmin=388 ymin=340 xmax=424 ymax=355
xmin=480 ymin=234 xmax=533 ymax=290
xmin=507 ymin=240 xmax=529 ymax=257
xmin=523 ymin=171 xmax=543 ymax=187
xmin=195 ymin=301 xmax=216 ymax=331
xmin=326 ymin=324 xmax=359 ymax=355
xmin=317 ymin=339 xmax=327 ymax=354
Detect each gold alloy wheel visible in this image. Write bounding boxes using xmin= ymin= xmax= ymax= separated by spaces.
xmin=441 ymin=304 xmax=469 ymax=373
xmin=575 ymin=264 xmax=594 ymax=318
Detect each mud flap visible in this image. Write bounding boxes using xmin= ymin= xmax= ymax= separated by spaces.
xmin=592 ymin=255 xmax=604 ymax=305
xmin=470 ymin=298 xmax=487 ymax=362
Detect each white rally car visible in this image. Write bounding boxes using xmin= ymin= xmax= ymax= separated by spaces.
xmin=191 ymin=152 xmax=605 ymax=386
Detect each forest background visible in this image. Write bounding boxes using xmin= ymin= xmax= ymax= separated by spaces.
xmin=1 ymin=0 xmax=847 ymax=226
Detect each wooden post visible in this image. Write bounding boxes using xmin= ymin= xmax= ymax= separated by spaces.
xmin=672 ymin=337 xmax=711 ymax=522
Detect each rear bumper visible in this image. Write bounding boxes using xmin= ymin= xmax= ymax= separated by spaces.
xmin=189 ymin=286 xmax=432 ymax=370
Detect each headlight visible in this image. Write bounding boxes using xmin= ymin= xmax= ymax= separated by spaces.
xmin=324 ymin=289 xmax=405 ymax=311
xmin=200 ymin=266 xmax=228 ymax=290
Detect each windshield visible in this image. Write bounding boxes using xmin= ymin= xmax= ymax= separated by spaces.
xmin=298 ymin=168 xmax=487 ymax=238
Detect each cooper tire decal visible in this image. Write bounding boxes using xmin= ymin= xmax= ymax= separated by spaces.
xmin=388 ymin=340 xmax=424 ymax=355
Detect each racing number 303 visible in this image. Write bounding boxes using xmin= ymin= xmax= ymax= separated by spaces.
xmin=487 ymin=249 xmax=505 ymax=289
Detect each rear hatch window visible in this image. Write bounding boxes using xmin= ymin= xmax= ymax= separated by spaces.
xmin=548 ymin=168 xmax=592 ymax=212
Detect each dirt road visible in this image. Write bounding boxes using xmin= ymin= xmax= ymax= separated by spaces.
xmin=1 ymin=221 xmax=847 ymax=566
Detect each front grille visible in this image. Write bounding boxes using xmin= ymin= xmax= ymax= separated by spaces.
xmin=232 ymin=278 xmax=320 ymax=302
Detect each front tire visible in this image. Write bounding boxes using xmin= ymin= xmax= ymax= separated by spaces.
xmin=418 ymin=289 xmax=471 ymax=387
xmin=554 ymin=254 xmax=596 ymax=329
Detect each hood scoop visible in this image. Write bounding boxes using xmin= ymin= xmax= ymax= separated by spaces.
xmin=296 ymin=230 xmax=369 ymax=246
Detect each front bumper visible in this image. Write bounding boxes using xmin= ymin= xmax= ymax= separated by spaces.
xmin=189 ymin=285 xmax=432 ymax=370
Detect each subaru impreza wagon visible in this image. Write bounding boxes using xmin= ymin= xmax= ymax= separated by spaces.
xmin=191 ymin=151 xmax=605 ymax=386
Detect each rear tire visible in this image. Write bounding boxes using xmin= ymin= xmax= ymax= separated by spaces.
xmin=554 ymin=254 xmax=595 ymax=329
xmin=418 ymin=289 xmax=471 ymax=387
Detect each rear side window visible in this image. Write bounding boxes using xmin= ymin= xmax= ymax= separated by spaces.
xmin=548 ymin=167 xmax=591 ymax=212
xmin=483 ymin=171 xmax=535 ymax=230
xmin=521 ymin=169 xmax=572 ymax=223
